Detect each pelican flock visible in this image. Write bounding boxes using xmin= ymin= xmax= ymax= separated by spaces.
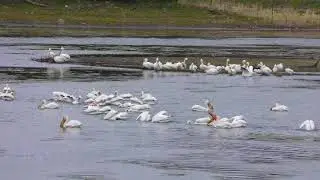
xmin=1 ymin=82 xmax=316 ymax=131
xmin=3 ymin=49 xmax=316 ymax=131
xmin=142 ymin=57 xmax=295 ymax=76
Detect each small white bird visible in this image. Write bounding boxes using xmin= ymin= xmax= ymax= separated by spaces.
xmin=151 ymin=111 xmax=171 ymax=123
xmin=38 ymin=99 xmax=59 ymax=109
xmin=142 ymin=58 xmax=154 ymax=69
xmin=130 ymin=97 xmax=143 ymax=104
xmin=136 ymin=111 xmax=151 ymax=122
xmin=48 ymin=48 xmax=56 ymax=58
xmin=191 ymin=104 xmax=207 ymax=112
xmin=299 ymin=120 xmax=316 ymax=131
xmin=59 ymin=116 xmax=82 ymax=128
xmin=110 ymin=112 xmax=129 ymax=120
xmin=127 ymin=104 xmax=151 ymax=112
xmin=270 ymin=103 xmax=288 ymax=112
xmin=59 ymin=46 xmax=71 ymax=60
xmin=285 ymin=68 xmax=294 ymax=75
xmin=103 ymin=109 xmax=118 ymax=120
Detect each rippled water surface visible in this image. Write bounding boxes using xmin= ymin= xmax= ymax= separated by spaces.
xmin=0 ymin=37 xmax=320 ymax=180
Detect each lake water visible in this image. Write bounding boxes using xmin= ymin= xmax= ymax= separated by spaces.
xmin=0 ymin=37 xmax=320 ymax=180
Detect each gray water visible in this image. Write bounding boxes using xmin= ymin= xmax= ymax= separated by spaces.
xmin=2 ymin=37 xmax=320 ymax=67
xmin=0 ymin=37 xmax=320 ymax=180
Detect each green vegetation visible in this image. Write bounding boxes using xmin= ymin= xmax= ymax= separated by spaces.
xmin=1 ymin=0 xmax=320 ymax=27
xmin=0 ymin=0 xmax=259 ymax=26
xmin=0 ymin=0 xmax=320 ymax=37
xmin=179 ymin=0 xmax=320 ymax=27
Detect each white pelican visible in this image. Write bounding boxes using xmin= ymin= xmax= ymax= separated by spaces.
xmin=189 ymin=63 xmax=198 ymax=73
xmin=48 ymin=48 xmax=56 ymax=58
xmin=260 ymin=64 xmax=272 ymax=76
xmin=119 ymin=93 xmax=133 ymax=99
xmin=52 ymin=47 xmax=70 ymax=63
xmin=211 ymin=115 xmax=247 ymax=128
xmin=98 ymin=105 xmax=112 ymax=113
xmin=109 ymin=95 xmax=123 ymax=103
xmin=130 ymin=96 xmax=143 ymax=104
xmin=59 ymin=46 xmax=71 ymax=60
xmin=3 ymin=84 xmax=15 ymax=95
xmin=103 ymin=109 xmax=118 ymax=120
xmin=142 ymin=95 xmax=157 ymax=102
xmin=110 ymin=112 xmax=129 ymax=120
xmin=194 ymin=117 xmax=210 ymax=125
xmin=225 ymin=58 xmax=241 ymax=73
xmin=299 ymin=120 xmax=316 ymax=131
xmin=60 ymin=116 xmax=82 ymax=129
xmin=86 ymin=89 xmax=101 ymax=99
xmin=270 ymin=103 xmax=288 ymax=112
xmin=205 ymin=67 xmax=219 ymax=75
xmin=128 ymin=104 xmax=151 ymax=112
xmin=119 ymin=102 xmax=136 ymax=108
xmin=207 ymin=62 xmax=216 ymax=69
xmin=94 ymin=94 xmax=110 ymax=103
xmin=272 ymin=64 xmax=279 ymax=73
xmin=151 ymin=111 xmax=171 ymax=123
xmin=162 ymin=62 xmax=174 ymax=70
xmin=174 ymin=61 xmax=183 ymax=70
xmin=111 ymin=101 xmax=122 ymax=107
xmin=191 ymin=104 xmax=207 ymax=112
xmin=153 ymin=57 xmax=162 ymax=71
xmin=84 ymin=103 xmax=100 ymax=113
xmin=142 ymin=58 xmax=154 ymax=69
xmin=285 ymin=68 xmax=294 ymax=75
xmin=0 ymin=91 xmax=15 ymax=101
xmin=181 ymin=58 xmax=188 ymax=70
xmin=199 ymin=59 xmax=208 ymax=71
xmin=38 ymin=100 xmax=59 ymax=109
xmin=53 ymin=55 xmax=66 ymax=63
xmin=242 ymin=62 xmax=254 ymax=77
xmin=276 ymin=63 xmax=284 ymax=71
xmin=230 ymin=118 xmax=247 ymax=128
xmin=136 ymin=111 xmax=151 ymax=122
xmin=141 ymin=91 xmax=153 ymax=99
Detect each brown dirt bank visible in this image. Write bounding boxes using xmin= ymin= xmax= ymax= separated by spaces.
xmin=1 ymin=23 xmax=320 ymax=38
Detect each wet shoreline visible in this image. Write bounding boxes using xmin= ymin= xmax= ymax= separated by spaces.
xmin=1 ymin=23 xmax=320 ymax=38
xmin=31 ymin=54 xmax=320 ymax=73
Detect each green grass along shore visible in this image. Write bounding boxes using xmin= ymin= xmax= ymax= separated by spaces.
xmin=1 ymin=0 xmax=320 ymax=37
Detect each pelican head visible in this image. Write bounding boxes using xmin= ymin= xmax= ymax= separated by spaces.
xmin=226 ymin=58 xmax=230 ymax=62
xmin=38 ymin=100 xmax=46 ymax=109
xmin=60 ymin=116 xmax=67 ymax=128
xmin=200 ymin=58 xmax=203 ymax=63
xmin=242 ymin=60 xmax=246 ymax=64
xmin=144 ymin=58 xmax=148 ymax=62
xmin=60 ymin=46 xmax=64 ymax=50
xmin=205 ymin=99 xmax=209 ymax=105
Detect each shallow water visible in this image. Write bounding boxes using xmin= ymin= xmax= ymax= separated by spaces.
xmin=0 ymin=37 xmax=320 ymax=180
xmin=1 ymin=37 xmax=320 ymax=68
